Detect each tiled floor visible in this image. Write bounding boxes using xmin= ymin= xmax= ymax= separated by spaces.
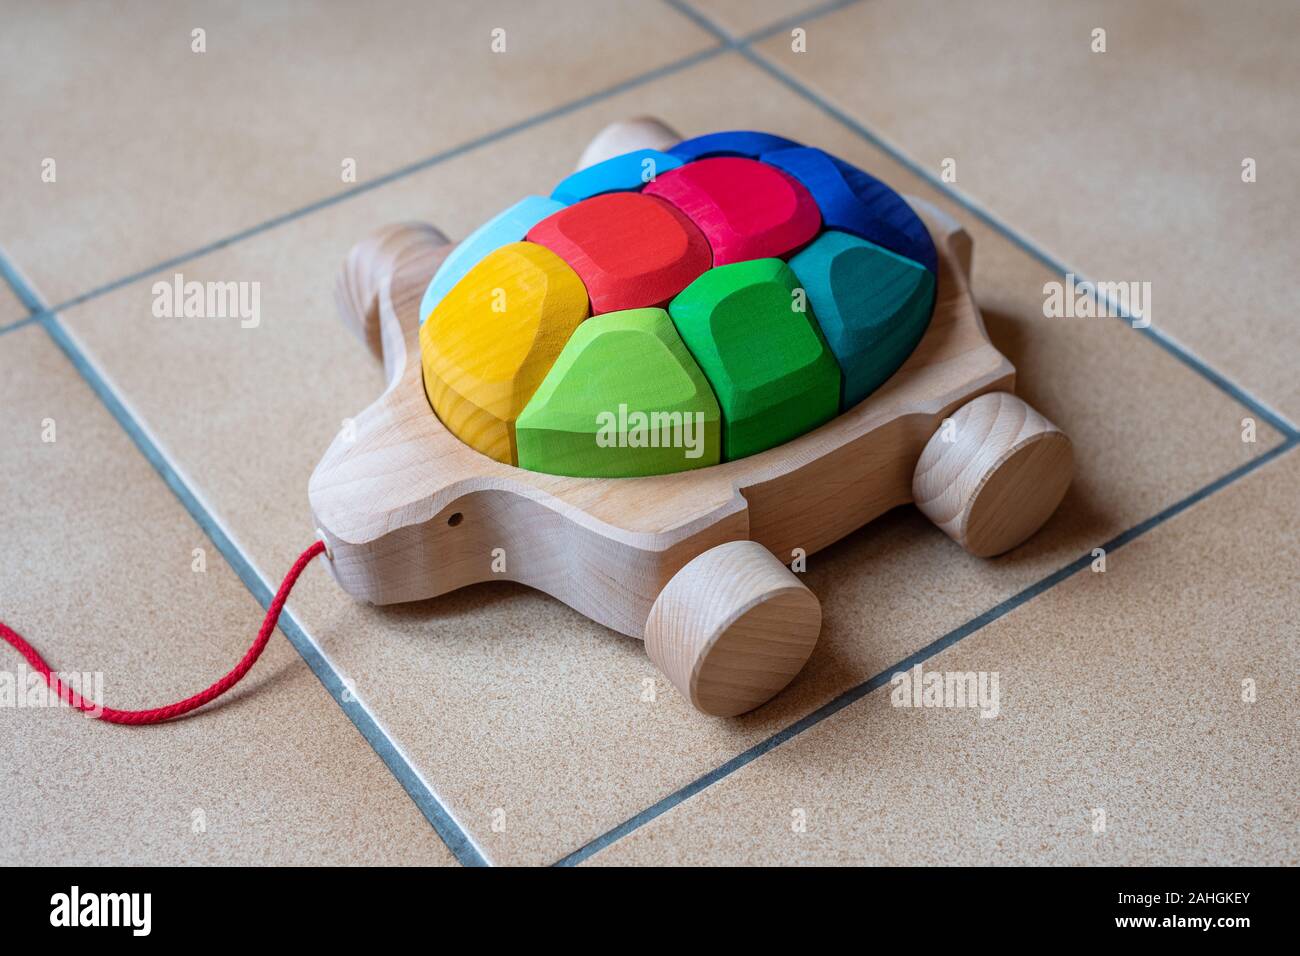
xmin=0 ymin=279 xmax=23 ymax=325
xmin=0 ymin=328 xmax=456 ymax=865
xmin=588 ymin=453 xmax=1300 ymax=865
xmin=755 ymin=0 xmax=1300 ymax=426
xmin=2 ymin=0 xmax=1295 ymax=866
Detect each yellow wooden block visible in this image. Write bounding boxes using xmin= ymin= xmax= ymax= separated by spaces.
xmin=420 ymin=241 xmax=590 ymax=463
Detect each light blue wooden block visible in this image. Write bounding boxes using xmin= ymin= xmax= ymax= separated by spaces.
xmin=418 ymin=195 xmax=567 ymax=325
xmin=549 ymin=149 xmax=683 ymax=204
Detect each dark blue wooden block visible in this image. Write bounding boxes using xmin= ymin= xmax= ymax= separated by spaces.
xmin=761 ymin=147 xmax=937 ymax=274
xmin=669 ymin=130 xmax=803 ymax=162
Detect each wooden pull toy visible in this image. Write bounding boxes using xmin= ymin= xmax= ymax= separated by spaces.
xmin=311 ymin=118 xmax=1073 ymax=717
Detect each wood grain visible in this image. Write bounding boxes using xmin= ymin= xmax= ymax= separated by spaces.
xmin=417 ymin=195 xmax=565 ymax=327
xmin=669 ymin=129 xmax=802 ymax=162
xmin=515 ymin=308 xmax=721 ymax=477
xmin=763 ymin=146 xmax=938 ymax=274
xmin=789 ymin=230 xmax=936 ymax=410
xmin=912 ymin=391 xmax=1073 ymax=557
xmin=419 ymin=241 xmax=589 ymax=464
xmin=575 ymin=117 xmax=681 ymax=170
xmin=310 ymin=196 xmax=1017 ymax=639
xmin=644 ymin=157 xmax=821 ymax=265
xmin=550 ymin=148 xmax=682 ymax=204
xmin=669 ymin=257 xmax=840 ymax=460
xmin=526 ymin=192 xmax=711 ymax=314
xmin=644 ymin=540 xmax=821 ymax=717
xmin=336 ymin=221 xmax=451 ymax=382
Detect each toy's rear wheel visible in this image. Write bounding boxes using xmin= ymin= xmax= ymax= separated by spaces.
xmin=645 ymin=540 xmax=822 ymax=717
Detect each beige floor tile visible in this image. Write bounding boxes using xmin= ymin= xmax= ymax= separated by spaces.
xmin=0 ymin=327 xmax=456 ymax=866
xmin=688 ymin=0 xmax=821 ymax=37
xmin=588 ymin=450 xmax=1300 ymax=865
xmin=0 ymin=0 xmax=713 ymax=309
xmin=51 ymin=52 xmax=1284 ymax=865
xmin=0 ymin=281 xmax=25 ymax=325
xmin=756 ymin=0 xmax=1300 ymax=424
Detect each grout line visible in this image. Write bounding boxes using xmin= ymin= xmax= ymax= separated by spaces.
xmin=0 ymin=0 xmax=853 ymax=868
xmin=662 ymin=0 xmax=1298 ymax=440
xmin=0 ymin=251 xmax=490 ymax=868
xmin=5 ymin=0 xmax=1290 ymax=868
xmin=744 ymin=0 xmax=864 ymax=43
xmin=555 ymin=435 xmax=1299 ymax=866
xmin=729 ymin=49 xmax=1299 ymax=439
xmin=0 ymin=312 xmax=45 ymax=337
xmin=0 ymin=245 xmax=47 ymax=314
xmin=38 ymin=48 xmax=730 ymax=319
xmin=15 ymin=0 xmax=866 ymax=325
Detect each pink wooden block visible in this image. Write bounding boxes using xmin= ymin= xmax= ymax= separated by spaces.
xmin=644 ymin=157 xmax=821 ymax=265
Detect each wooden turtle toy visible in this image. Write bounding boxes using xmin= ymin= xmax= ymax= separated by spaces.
xmin=311 ymin=118 xmax=1073 ymax=717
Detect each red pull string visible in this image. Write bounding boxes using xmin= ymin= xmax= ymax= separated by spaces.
xmin=0 ymin=540 xmax=326 ymax=725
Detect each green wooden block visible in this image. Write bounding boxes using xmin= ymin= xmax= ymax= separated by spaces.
xmin=668 ymin=259 xmax=841 ymax=460
xmin=789 ymin=230 xmax=935 ymax=409
xmin=515 ymin=308 xmax=722 ymax=477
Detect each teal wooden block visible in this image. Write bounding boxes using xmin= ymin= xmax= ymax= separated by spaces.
xmin=515 ymin=308 xmax=721 ymax=477
xmin=549 ymin=149 xmax=683 ymax=204
xmin=789 ymin=231 xmax=935 ymax=409
xmin=418 ymin=195 xmax=566 ymax=325
xmin=669 ymin=259 xmax=841 ymax=461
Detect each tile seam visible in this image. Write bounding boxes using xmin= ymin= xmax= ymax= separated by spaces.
xmin=554 ymin=434 xmax=1298 ymax=865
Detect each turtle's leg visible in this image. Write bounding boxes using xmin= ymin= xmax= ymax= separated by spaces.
xmin=643 ymin=541 xmax=822 ymax=717
xmin=335 ymin=223 xmax=453 ymax=385
xmin=575 ymin=117 xmax=681 ymax=170
xmin=913 ymin=392 xmax=1073 ymax=557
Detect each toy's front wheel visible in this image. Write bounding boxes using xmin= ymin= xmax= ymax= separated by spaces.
xmin=644 ymin=540 xmax=822 ymax=717
xmin=913 ymin=391 xmax=1072 ymax=557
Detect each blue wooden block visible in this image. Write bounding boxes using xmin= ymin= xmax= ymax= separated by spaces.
xmin=669 ymin=130 xmax=803 ymax=162
xmin=418 ymin=195 xmax=567 ymax=325
xmin=550 ymin=149 xmax=683 ymax=204
xmin=761 ymin=147 xmax=937 ymax=274
xmin=789 ymin=231 xmax=935 ymax=409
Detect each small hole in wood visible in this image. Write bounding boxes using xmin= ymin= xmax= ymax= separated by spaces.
xmin=447 ymin=512 xmax=463 ymax=527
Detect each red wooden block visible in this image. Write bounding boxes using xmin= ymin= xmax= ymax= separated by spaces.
xmin=526 ymin=192 xmax=712 ymax=314
xmin=644 ymin=157 xmax=821 ymax=265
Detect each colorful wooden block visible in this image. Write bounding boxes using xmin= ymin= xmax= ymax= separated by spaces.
xmin=419 ymin=195 xmax=566 ymax=325
xmin=526 ymin=192 xmax=711 ymax=314
xmin=645 ymin=157 xmax=821 ymax=266
xmin=789 ymin=231 xmax=936 ymax=409
xmin=669 ymin=130 xmax=802 ymax=162
xmin=669 ymin=259 xmax=840 ymax=460
xmin=550 ymin=148 xmax=683 ymax=204
xmin=515 ymin=308 xmax=722 ymax=477
xmin=761 ymin=147 xmax=937 ymax=274
xmin=420 ymin=241 xmax=589 ymax=464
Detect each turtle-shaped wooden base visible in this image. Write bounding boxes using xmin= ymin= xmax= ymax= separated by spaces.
xmin=310 ymin=118 xmax=1073 ymax=717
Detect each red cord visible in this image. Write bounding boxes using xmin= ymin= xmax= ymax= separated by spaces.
xmin=0 ymin=540 xmax=326 ymax=725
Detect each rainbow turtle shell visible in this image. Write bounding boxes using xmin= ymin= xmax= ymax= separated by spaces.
xmin=417 ymin=130 xmax=937 ymax=478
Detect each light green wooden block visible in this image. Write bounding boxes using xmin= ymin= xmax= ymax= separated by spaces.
xmin=515 ymin=308 xmax=721 ymax=477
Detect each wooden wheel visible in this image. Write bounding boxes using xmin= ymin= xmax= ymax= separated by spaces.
xmin=912 ymin=391 xmax=1072 ymax=557
xmin=644 ymin=541 xmax=822 ymax=717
